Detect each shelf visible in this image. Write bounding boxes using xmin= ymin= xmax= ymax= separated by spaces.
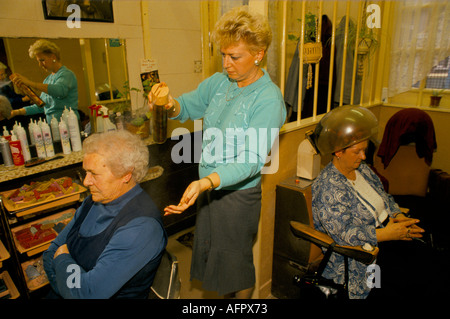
xmin=0 ymin=271 xmax=20 ymax=299
xmin=0 ymin=177 xmax=86 ymax=218
xmin=21 ymin=256 xmax=48 ymax=291
xmin=11 ymin=209 xmax=75 ymax=257
xmin=0 ymin=240 xmax=10 ymax=268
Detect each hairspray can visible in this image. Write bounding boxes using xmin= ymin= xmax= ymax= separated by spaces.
xmin=0 ymin=137 xmax=14 ymax=167
xmin=9 ymin=134 xmax=25 ymax=166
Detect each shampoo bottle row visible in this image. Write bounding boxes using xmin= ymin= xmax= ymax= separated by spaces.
xmin=0 ymin=107 xmax=83 ymax=166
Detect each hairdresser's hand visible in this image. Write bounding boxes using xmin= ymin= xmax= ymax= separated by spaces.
xmin=164 ymin=180 xmax=202 ymax=216
xmin=10 ymin=108 xmax=26 ymax=118
xmin=10 ymin=73 xmax=33 ymax=89
xmin=163 ymin=177 xmax=216 ymax=216
xmin=148 ymin=92 xmax=177 ymax=113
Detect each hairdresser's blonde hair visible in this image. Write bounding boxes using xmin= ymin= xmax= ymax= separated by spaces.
xmin=211 ymin=6 xmax=272 ymax=54
xmin=29 ymin=39 xmax=61 ymax=61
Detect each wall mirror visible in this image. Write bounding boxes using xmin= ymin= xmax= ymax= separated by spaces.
xmin=1 ymin=37 xmax=128 ymax=116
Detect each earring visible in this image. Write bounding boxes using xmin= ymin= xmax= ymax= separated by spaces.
xmin=254 ymin=60 xmax=260 ymax=66
xmin=53 ymin=60 xmax=56 ymax=63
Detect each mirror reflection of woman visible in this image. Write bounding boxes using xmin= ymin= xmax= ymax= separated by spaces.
xmin=10 ymin=39 xmax=79 ymax=124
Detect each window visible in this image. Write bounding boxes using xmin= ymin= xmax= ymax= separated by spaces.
xmin=413 ymin=56 xmax=450 ymax=90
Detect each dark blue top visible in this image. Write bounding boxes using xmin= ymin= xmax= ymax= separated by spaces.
xmin=43 ymin=185 xmax=167 ymax=298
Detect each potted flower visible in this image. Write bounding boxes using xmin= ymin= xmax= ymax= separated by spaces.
xmin=288 ymin=12 xmax=322 ymax=89
xmin=430 ymin=89 xmax=444 ymax=107
xmin=356 ymin=25 xmax=378 ymax=77
xmin=333 ymin=2 xmax=379 ymax=78
xmin=289 ymin=12 xmax=323 ymax=64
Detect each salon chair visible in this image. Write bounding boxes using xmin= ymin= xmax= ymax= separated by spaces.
xmin=272 ymin=182 xmax=324 ymax=299
xmin=148 ymin=249 xmax=181 ymax=299
xmin=289 ymin=221 xmax=379 ymax=300
xmin=375 ymin=108 xmax=436 ymax=197
xmin=374 ymin=108 xmax=437 ymax=243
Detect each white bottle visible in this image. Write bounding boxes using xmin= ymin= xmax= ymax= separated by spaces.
xmin=62 ymin=106 xmax=70 ymax=126
xmin=67 ymin=108 xmax=82 ymax=152
xmin=16 ymin=124 xmax=31 ymax=162
xmin=50 ymin=115 xmax=61 ymax=141
xmin=96 ymin=107 xmax=105 ymax=133
xmin=28 ymin=119 xmax=36 ymax=145
xmin=12 ymin=121 xmax=19 ymax=137
xmin=59 ymin=118 xmax=72 ymax=155
xmin=2 ymin=126 xmax=10 ymax=140
xmin=41 ymin=120 xmax=55 ymax=157
xmin=32 ymin=124 xmax=47 ymax=159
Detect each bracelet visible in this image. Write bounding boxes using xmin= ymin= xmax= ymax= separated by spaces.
xmin=204 ymin=176 xmax=214 ymax=190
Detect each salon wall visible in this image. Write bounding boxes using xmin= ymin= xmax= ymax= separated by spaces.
xmin=144 ymin=0 xmax=203 ymax=134
xmin=256 ymin=124 xmax=318 ymax=298
xmin=373 ymin=105 xmax=450 ymax=174
xmin=0 ymin=1 xmax=203 ymax=135
xmin=0 ymin=0 xmax=145 ymax=107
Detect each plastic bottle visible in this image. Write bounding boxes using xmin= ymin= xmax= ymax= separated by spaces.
xmin=115 ymin=112 xmax=125 ymax=130
xmin=28 ymin=119 xmax=36 ymax=145
xmin=62 ymin=106 xmax=70 ymax=126
xmin=0 ymin=137 xmax=14 ymax=167
xmin=9 ymin=133 xmax=24 ymax=166
xmin=59 ymin=118 xmax=72 ymax=155
xmin=50 ymin=115 xmax=61 ymax=141
xmin=16 ymin=124 xmax=31 ymax=162
xmin=96 ymin=107 xmax=105 ymax=133
xmin=2 ymin=126 xmax=11 ymax=141
xmin=12 ymin=121 xmax=19 ymax=137
xmin=32 ymin=124 xmax=46 ymax=159
xmin=103 ymin=112 xmax=117 ymax=131
xmin=41 ymin=120 xmax=55 ymax=157
xmin=67 ymin=108 xmax=82 ymax=152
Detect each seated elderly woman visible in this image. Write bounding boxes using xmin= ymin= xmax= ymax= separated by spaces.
xmin=311 ymin=106 xmax=425 ymax=299
xmin=43 ymin=130 xmax=167 ymax=299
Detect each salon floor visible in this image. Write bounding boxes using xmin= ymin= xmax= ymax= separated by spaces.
xmin=167 ymin=226 xmax=277 ymax=299
xmin=168 ymin=223 xmax=450 ymax=301
xmin=166 ymin=226 xmax=224 ymax=299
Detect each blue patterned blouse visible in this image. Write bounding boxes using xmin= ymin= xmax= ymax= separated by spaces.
xmin=312 ymin=161 xmax=401 ymax=298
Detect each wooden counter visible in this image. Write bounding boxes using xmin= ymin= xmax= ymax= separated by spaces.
xmin=0 ymin=136 xmax=159 ymax=184
xmin=0 ymin=152 xmax=84 ymax=184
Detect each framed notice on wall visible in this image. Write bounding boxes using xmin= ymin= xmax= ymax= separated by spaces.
xmin=42 ymin=0 xmax=114 ymax=23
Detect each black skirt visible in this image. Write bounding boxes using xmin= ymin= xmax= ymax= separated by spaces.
xmin=190 ymin=184 xmax=261 ymax=295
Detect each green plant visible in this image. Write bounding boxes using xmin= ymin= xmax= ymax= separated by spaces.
xmin=114 ymin=80 xmax=154 ymax=125
xmin=288 ymin=12 xmax=318 ymax=44
xmin=335 ymin=17 xmax=379 ymax=56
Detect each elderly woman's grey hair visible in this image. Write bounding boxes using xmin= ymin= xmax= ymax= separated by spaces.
xmin=0 ymin=95 xmax=12 ymax=120
xmin=211 ymin=5 xmax=272 ymax=54
xmin=28 ymin=39 xmax=61 ymax=61
xmin=83 ymin=130 xmax=149 ymax=183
